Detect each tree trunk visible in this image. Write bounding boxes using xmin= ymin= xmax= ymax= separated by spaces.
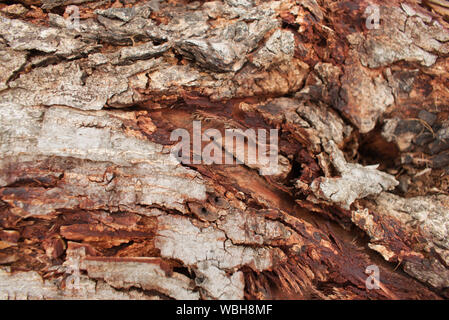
xmin=0 ymin=0 xmax=448 ymax=300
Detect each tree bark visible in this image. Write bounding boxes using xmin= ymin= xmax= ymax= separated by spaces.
xmin=0 ymin=0 xmax=448 ymax=300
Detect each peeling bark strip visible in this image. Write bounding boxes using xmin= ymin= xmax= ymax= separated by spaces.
xmin=0 ymin=0 xmax=448 ymax=300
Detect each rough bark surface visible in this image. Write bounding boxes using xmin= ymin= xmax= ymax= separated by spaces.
xmin=0 ymin=0 xmax=448 ymax=300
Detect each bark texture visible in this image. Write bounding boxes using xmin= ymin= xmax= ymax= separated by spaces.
xmin=0 ymin=0 xmax=448 ymax=300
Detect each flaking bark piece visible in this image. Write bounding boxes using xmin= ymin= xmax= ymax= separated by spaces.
xmin=310 ymin=141 xmax=399 ymax=209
